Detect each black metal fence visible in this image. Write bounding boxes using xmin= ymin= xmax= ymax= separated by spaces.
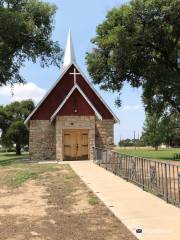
xmin=93 ymin=147 xmax=180 ymax=207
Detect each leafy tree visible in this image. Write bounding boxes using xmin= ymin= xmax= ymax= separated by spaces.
xmin=163 ymin=113 xmax=180 ymax=146
xmin=0 ymin=100 xmax=34 ymax=154
xmin=119 ymin=138 xmax=134 ymax=147
xmin=119 ymin=138 xmax=145 ymax=147
xmin=0 ymin=0 xmax=62 ymax=86
xmin=86 ymin=0 xmax=180 ymax=114
xmin=142 ymin=113 xmax=168 ymax=150
xmin=6 ymin=121 xmax=28 ymax=155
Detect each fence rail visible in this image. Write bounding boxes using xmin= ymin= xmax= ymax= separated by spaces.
xmin=93 ymin=147 xmax=180 ymax=207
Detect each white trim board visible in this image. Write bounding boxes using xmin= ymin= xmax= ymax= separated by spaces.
xmin=24 ymin=61 xmax=119 ymax=126
xmin=24 ymin=63 xmax=73 ymax=126
xmin=73 ymin=63 xmax=119 ymax=123
xmin=50 ymin=84 xmax=102 ymax=122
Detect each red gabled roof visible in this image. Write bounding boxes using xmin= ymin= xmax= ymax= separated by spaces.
xmin=25 ymin=64 xmax=119 ymax=125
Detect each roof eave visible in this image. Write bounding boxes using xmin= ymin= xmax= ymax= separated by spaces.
xmin=24 ymin=61 xmax=120 ymax=125
xmin=24 ymin=62 xmax=75 ymax=126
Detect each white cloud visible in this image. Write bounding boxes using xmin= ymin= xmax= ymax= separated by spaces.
xmin=123 ymin=105 xmax=141 ymax=111
xmin=0 ymin=82 xmax=46 ymax=104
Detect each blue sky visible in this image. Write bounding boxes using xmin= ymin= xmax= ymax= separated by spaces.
xmin=0 ymin=0 xmax=145 ymax=144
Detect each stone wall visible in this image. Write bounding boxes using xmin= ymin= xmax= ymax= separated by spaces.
xmin=56 ymin=116 xmax=95 ymax=160
xmin=95 ymin=119 xmax=114 ymax=149
xmin=29 ymin=120 xmax=56 ymax=161
xmin=29 ymin=117 xmax=114 ymax=161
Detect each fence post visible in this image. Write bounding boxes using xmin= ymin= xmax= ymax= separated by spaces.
xmin=141 ymin=158 xmax=145 ymax=191
xmin=93 ymin=147 xmax=96 ymax=163
xmin=164 ymin=163 xmax=169 ymax=203
xmin=113 ymin=152 xmax=116 ymax=174
xmin=98 ymin=148 xmax=100 ymax=166
xmin=125 ymin=155 xmax=128 ymax=181
xmin=178 ymin=169 xmax=180 ymax=204
xmin=114 ymin=152 xmax=117 ymax=175
xmin=106 ymin=149 xmax=108 ymax=170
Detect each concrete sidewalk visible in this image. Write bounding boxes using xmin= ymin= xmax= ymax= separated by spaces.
xmin=69 ymin=161 xmax=180 ymax=240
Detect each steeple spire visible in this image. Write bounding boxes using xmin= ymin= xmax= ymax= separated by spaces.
xmin=63 ymin=30 xmax=76 ymax=69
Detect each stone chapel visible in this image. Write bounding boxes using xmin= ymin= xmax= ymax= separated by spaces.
xmin=25 ymin=31 xmax=119 ymax=161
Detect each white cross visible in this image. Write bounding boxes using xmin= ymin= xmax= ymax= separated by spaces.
xmin=69 ymin=68 xmax=81 ymax=85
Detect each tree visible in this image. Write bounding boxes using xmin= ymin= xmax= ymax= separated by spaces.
xmin=119 ymin=138 xmax=134 ymax=147
xmin=0 ymin=0 xmax=62 ymax=86
xmin=119 ymin=138 xmax=146 ymax=147
xmin=0 ymin=100 xmax=35 ymax=154
xmin=142 ymin=113 xmax=168 ymax=150
xmin=6 ymin=121 xmax=28 ymax=155
xmin=163 ymin=113 xmax=180 ymax=146
xmin=86 ymin=0 xmax=180 ymax=114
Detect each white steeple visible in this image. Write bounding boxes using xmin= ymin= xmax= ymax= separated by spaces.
xmin=63 ymin=30 xmax=76 ymax=69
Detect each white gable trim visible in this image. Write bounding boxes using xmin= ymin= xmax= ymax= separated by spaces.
xmin=50 ymin=84 xmax=102 ymax=122
xmin=73 ymin=63 xmax=119 ymax=123
xmin=24 ymin=63 xmax=72 ymax=126
xmin=24 ymin=62 xmax=119 ymax=126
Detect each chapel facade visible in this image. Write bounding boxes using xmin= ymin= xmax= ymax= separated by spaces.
xmin=25 ymin=31 xmax=119 ymax=161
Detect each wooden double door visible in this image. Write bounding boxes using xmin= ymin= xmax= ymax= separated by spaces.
xmin=63 ymin=129 xmax=89 ymax=160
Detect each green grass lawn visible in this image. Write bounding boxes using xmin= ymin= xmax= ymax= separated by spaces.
xmin=0 ymin=152 xmax=29 ymax=166
xmin=115 ymin=147 xmax=180 ymax=161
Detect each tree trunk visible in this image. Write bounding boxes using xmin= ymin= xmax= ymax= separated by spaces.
xmin=155 ymin=146 xmax=158 ymax=151
xmin=16 ymin=144 xmax=21 ymax=155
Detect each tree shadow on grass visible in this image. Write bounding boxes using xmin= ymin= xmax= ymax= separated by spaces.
xmin=0 ymin=157 xmax=30 ymax=166
xmin=153 ymin=156 xmax=180 ymax=161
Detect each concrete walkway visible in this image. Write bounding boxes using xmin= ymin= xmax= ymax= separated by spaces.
xmin=69 ymin=161 xmax=180 ymax=240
